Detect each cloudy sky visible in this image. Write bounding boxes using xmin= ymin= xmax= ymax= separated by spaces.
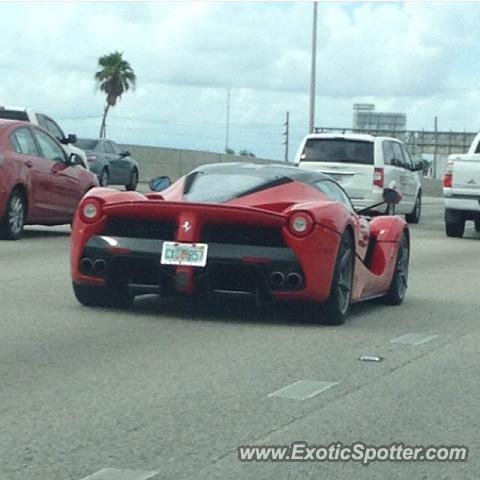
xmin=1 ymin=1 xmax=480 ymax=160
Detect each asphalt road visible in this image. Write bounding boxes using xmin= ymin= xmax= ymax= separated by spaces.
xmin=1 ymin=197 xmax=479 ymax=480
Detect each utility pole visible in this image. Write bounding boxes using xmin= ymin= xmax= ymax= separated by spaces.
xmin=283 ymin=111 xmax=290 ymax=162
xmin=309 ymin=1 xmax=318 ymax=133
xmin=433 ymin=116 xmax=438 ymax=179
xmin=225 ymin=88 xmax=231 ymax=152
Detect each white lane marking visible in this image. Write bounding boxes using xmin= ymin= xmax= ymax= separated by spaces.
xmin=78 ymin=468 xmax=158 ymax=480
xmin=268 ymin=380 xmax=338 ymax=400
xmin=391 ymin=333 xmax=439 ymax=346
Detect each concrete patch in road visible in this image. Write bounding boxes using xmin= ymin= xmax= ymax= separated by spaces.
xmin=391 ymin=333 xmax=439 ymax=346
xmin=268 ymin=380 xmax=338 ymax=400
xmin=78 ymin=468 xmax=158 ymax=480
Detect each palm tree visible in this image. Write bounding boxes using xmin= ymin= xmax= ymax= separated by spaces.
xmin=95 ymin=51 xmax=136 ymax=138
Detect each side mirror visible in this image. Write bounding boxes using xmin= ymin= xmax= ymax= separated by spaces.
xmin=68 ymin=153 xmax=83 ymax=166
xmin=120 ymin=150 xmax=131 ymax=158
xmin=383 ymin=187 xmax=402 ymax=206
xmin=67 ymin=133 xmax=77 ymax=144
xmin=412 ymin=160 xmax=423 ymax=171
xmin=149 ymin=175 xmax=172 ymax=192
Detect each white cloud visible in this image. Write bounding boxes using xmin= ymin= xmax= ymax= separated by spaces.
xmin=1 ymin=1 xmax=480 ymax=160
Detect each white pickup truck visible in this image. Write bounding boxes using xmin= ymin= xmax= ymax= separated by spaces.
xmin=443 ymin=132 xmax=480 ymax=237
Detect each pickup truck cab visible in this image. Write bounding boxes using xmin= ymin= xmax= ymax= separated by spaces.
xmin=443 ymin=132 xmax=480 ymax=237
xmin=294 ymin=133 xmax=423 ymax=223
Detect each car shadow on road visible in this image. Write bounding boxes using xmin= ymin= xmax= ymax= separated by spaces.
xmin=22 ymin=227 xmax=71 ymax=238
xmin=128 ymin=294 xmax=380 ymax=328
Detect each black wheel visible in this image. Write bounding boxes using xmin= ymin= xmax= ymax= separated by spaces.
xmin=73 ymin=283 xmax=134 ymax=308
xmin=474 ymin=220 xmax=480 ymax=232
xmin=405 ymin=192 xmax=421 ymax=224
xmin=445 ymin=220 xmax=465 ymax=238
xmin=0 ymin=190 xmax=26 ymax=240
xmin=99 ymin=168 xmax=109 ymax=187
xmin=384 ymin=232 xmax=409 ymax=305
xmin=125 ymin=169 xmax=138 ymax=191
xmin=322 ymin=231 xmax=354 ymax=325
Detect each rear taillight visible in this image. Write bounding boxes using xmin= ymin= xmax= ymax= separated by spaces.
xmin=79 ymin=198 xmax=103 ymax=223
xmin=373 ymin=167 xmax=384 ymax=188
xmin=288 ymin=211 xmax=314 ymax=237
xmin=443 ymin=161 xmax=453 ymax=188
xmin=443 ymin=173 xmax=452 ymax=188
xmin=87 ymin=155 xmax=96 ymax=162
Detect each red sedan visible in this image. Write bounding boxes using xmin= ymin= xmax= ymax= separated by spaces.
xmin=71 ymin=163 xmax=409 ymax=324
xmin=0 ymin=120 xmax=98 ymax=239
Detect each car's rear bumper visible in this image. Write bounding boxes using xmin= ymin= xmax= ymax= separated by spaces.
xmin=444 ymin=195 xmax=480 ymax=213
xmin=76 ymin=235 xmax=307 ymax=303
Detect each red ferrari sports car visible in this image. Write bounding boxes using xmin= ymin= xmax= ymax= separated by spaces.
xmin=71 ymin=163 xmax=409 ymax=324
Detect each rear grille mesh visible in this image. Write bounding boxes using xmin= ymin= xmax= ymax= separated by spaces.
xmin=103 ymin=217 xmax=176 ymax=240
xmin=202 ymin=224 xmax=285 ymax=247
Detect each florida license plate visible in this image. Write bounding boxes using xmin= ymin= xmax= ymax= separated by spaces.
xmin=161 ymin=242 xmax=208 ymax=267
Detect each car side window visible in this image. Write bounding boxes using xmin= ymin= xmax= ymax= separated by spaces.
xmin=110 ymin=142 xmax=121 ymax=155
xmin=11 ymin=128 xmax=40 ymax=157
xmin=382 ymin=140 xmax=395 ymax=166
xmin=35 ymin=113 xmax=48 ymax=129
xmin=392 ymin=142 xmax=406 ymax=168
xmin=45 ymin=118 xmax=65 ymax=141
xmin=401 ymin=144 xmax=414 ymax=170
xmin=314 ymin=180 xmax=355 ymax=213
xmin=104 ymin=142 xmax=114 ymax=154
xmin=34 ymin=129 xmax=66 ymax=163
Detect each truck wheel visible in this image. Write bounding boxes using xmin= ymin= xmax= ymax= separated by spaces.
xmin=99 ymin=168 xmax=109 ymax=187
xmin=475 ymin=220 xmax=480 ymax=233
xmin=445 ymin=220 xmax=465 ymax=238
xmin=405 ymin=192 xmax=421 ymax=224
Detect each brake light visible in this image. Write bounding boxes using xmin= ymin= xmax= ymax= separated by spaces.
xmin=79 ymin=198 xmax=103 ymax=223
xmin=443 ymin=161 xmax=453 ymax=188
xmin=288 ymin=211 xmax=314 ymax=237
xmin=373 ymin=167 xmax=384 ymax=188
xmin=443 ymin=173 xmax=452 ymax=188
xmin=87 ymin=155 xmax=96 ymax=162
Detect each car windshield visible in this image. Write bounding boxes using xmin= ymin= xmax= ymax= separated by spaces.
xmin=0 ymin=110 xmax=28 ymax=121
xmin=301 ymin=139 xmax=374 ymax=165
xmin=183 ymin=171 xmax=291 ymax=203
xmin=76 ymin=139 xmax=99 ymax=150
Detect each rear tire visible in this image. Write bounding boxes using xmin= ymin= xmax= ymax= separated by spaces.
xmin=322 ymin=231 xmax=354 ymax=325
xmin=445 ymin=218 xmax=465 ymax=238
xmin=474 ymin=220 xmax=480 ymax=232
xmin=405 ymin=192 xmax=421 ymax=224
xmin=0 ymin=190 xmax=26 ymax=240
xmin=125 ymin=169 xmax=138 ymax=191
xmin=384 ymin=232 xmax=409 ymax=305
xmin=73 ymin=283 xmax=134 ymax=308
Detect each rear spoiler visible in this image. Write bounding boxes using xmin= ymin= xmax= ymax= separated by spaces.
xmin=102 ymin=201 xmax=287 ymax=228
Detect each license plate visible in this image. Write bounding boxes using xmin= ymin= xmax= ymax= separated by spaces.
xmin=161 ymin=242 xmax=208 ymax=267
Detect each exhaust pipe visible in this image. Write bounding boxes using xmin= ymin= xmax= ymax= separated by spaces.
xmin=287 ymin=272 xmax=303 ymax=288
xmin=270 ymin=271 xmax=285 ymax=288
xmin=80 ymin=258 xmax=94 ymax=274
xmin=93 ymin=259 xmax=108 ymax=276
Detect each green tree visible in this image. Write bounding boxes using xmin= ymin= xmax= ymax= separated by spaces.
xmin=239 ymin=149 xmax=256 ymax=158
xmin=95 ymin=51 xmax=136 ymax=138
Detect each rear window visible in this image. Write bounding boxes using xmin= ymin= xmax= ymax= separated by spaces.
xmin=0 ymin=110 xmax=29 ymax=121
xmin=301 ymin=139 xmax=374 ymax=165
xmin=76 ymin=139 xmax=99 ymax=150
xmin=183 ymin=172 xmax=291 ymax=203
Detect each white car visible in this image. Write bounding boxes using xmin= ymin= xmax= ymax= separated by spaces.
xmin=0 ymin=106 xmax=88 ymax=169
xmin=294 ymin=133 xmax=423 ymax=223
